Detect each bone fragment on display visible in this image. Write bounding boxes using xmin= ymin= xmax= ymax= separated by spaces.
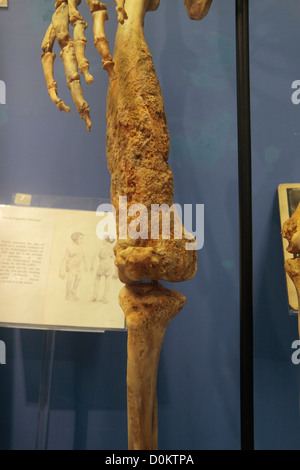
xmin=41 ymin=0 xmax=92 ymax=129
xmin=60 ymin=41 xmax=92 ymax=131
xmin=52 ymin=1 xmax=72 ymax=49
xmin=91 ymin=8 xmax=117 ymax=80
xmin=40 ymin=0 xmax=203 ymax=452
xmin=106 ymin=0 xmax=197 ymax=284
xmin=41 ymin=23 xmax=56 ymax=54
xmin=114 ymin=0 xmax=128 ymax=24
xmin=41 ymin=22 xmax=70 ymax=112
xmin=284 ymin=258 xmax=300 ymax=336
xmin=69 ymin=0 xmax=94 ymax=84
xmin=183 ymin=0 xmax=213 ymax=20
xmin=283 ymin=204 xmax=300 ymax=336
xmin=146 ymin=0 xmax=160 ymax=11
xmin=85 ymin=0 xmax=107 ymax=13
xmin=73 ymin=19 xmax=94 ymax=84
xmin=282 ymin=203 xmax=300 ymax=253
xmin=41 ymin=52 xmax=71 ymax=113
xmin=119 ymin=282 xmax=186 ymax=450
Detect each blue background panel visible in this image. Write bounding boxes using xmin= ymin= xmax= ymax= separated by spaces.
xmin=0 ymin=0 xmax=299 ymax=450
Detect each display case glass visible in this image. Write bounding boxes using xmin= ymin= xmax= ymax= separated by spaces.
xmin=0 ymin=0 xmax=300 ymax=450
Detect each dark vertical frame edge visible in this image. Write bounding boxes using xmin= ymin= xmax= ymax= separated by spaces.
xmin=235 ymin=0 xmax=255 ymax=451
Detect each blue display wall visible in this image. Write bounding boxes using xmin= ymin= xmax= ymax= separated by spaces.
xmin=0 ymin=0 xmax=299 ymax=450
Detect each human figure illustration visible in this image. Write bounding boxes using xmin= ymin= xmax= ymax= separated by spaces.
xmin=59 ymin=232 xmax=88 ymax=301
xmin=91 ymin=236 xmax=115 ymax=303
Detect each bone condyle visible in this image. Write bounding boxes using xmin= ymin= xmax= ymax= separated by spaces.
xmin=41 ymin=0 xmax=214 ymax=450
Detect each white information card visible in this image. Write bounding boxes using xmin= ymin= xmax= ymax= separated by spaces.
xmin=0 ymin=204 xmax=125 ymax=331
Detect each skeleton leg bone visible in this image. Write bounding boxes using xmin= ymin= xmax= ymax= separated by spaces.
xmin=40 ymin=0 xmax=212 ymax=451
xmin=119 ymin=282 xmax=186 ymax=450
xmin=106 ymin=0 xmax=197 ymax=449
xmin=107 ymin=0 xmax=197 ymax=285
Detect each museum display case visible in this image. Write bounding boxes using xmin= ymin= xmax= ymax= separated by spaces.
xmin=0 ymin=0 xmax=300 ymax=451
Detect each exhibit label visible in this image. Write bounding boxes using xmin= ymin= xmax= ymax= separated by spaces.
xmin=0 ymin=205 xmax=125 ymax=332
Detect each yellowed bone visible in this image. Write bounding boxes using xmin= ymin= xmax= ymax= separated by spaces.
xmin=74 ymin=21 xmax=94 ymax=84
xmin=106 ymin=0 xmax=197 ymax=285
xmin=41 ymin=0 xmax=93 ymax=128
xmin=183 ymin=0 xmax=213 ymax=20
xmin=119 ymin=282 xmax=186 ymax=450
xmin=84 ymin=1 xmax=117 ymax=79
xmin=147 ymin=0 xmax=160 ymax=11
xmin=52 ymin=1 xmax=72 ymax=49
xmin=285 ymin=258 xmax=300 ymax=338
xmin=69 ymin=0 xmax=94 ymax=84
xmin=282 ymin=203 xmax=300 ymax=337
xmin=60 ymin=41 xmax=92 ymax=131
xmin=85 ymin=0 xmax=107 ymax=12
xmin=282 ymin=203 xmax=300 ymax=254
xmin=41 ymin=52 xmax=70 ymax=113
xmin=41 ymin=23 xmax=56 ymax=54
xmin=41 ymin=22 xmax=70 ymax=113
xmin=39 ymin=0 xmax=217 ymax=453
xmin=41 ymin=0 xmax=130 ymax=127
xmin=69 ymin=0 xmax=82 ymax=19
xmin=114 ymin=0 xmax=128 ymax=24
xmin=92 ymin=8 xmax=117 ymax=80
xmin=55 ymin=0 xmax=66 ymax=9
